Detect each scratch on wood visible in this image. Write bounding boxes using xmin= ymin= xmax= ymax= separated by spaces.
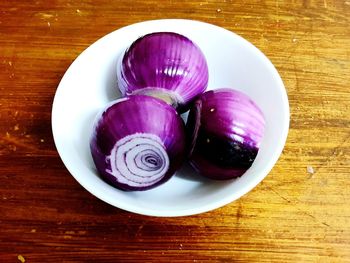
xmin=35 ymin=12 xmax=54 ymax=19
xmin=303 ymin=211 xmax=331 ymax=228
xmin=268 ymin=187 xmax=292 ymax=203
xmin=313 ymin=133 xmax=350 ymax=172
xmin=293 ymin=61 xmax=300 ymax=93
xmin=275 ymin=0 xmax=279 ymax=36
xmin=282 ymin=30 xmax=310 ymax=64
xmin=1 ymin=135 xmax=38 ymax=152
xmin=265 ymin=186 xmax=332 ymax=228
xmin=235 ymin=201 xmax=243 ymax=225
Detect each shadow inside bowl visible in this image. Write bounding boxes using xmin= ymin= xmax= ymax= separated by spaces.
xmin=104 ymin=51 xmax=123 ymax=102
xmin=74 ymin=109 xmax=100 ymax=170
xmin=75 ymin=50 xmax=124 ymax=168
xmin=174 ymin=161 xmax=239 ymax=193
xmin=175 ymin=162 xmax=212 ymax=183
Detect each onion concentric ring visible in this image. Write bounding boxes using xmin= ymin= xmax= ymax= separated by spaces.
xmin=109 ymin=133 xmax=169 ymax=187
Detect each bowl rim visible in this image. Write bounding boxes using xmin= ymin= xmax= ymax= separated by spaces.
xmin=51 ymin=19 xmax=290 ymax=217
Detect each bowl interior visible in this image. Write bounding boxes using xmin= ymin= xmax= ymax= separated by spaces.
xmin=52 ymin=19 xmax=289 ymax=217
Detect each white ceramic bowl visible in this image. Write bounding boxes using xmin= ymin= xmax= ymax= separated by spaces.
xmin=52 ymin=19 xmax=289 ymax=217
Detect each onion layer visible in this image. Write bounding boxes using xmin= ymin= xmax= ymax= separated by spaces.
xmin=187 ymin=88 xmax=265 ymax=180
xmin=117 ymin=32 xmax=209 ymax=111
xmin=90 ymin=95 xmax=186 ymax=191
xmin=109 ymin=133 xmax=169 ymax=187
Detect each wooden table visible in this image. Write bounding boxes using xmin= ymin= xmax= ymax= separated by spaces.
xmin=1 ymin=0 xmax=349 ymax=262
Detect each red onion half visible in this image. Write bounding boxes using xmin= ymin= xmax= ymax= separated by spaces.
xmin=90 ymin=95 xmax=186 ymax=191
xmin=187 ymin=88 xmax=265 ymax=180
xmin=117 ymin=32 xmax=209 ymax=112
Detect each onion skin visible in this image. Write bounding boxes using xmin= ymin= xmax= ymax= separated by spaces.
xmin=117 ymin=32 xmax=209 ymax=112
xmin=90 ymin=95 xmax=186 ymax=191
xmin=187 ymin=88 xmax=265 ymax=180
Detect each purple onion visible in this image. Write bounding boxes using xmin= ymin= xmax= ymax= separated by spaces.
xmin=90 ymin=95 xmax=186 ymax=191
xmin=187 ymin=88 xmax=265 ymax=180
xmin=117 ymin=32 xmax=209 ymax=112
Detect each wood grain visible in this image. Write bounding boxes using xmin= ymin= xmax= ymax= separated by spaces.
xmin=1 ymin=0 xmax=349 ymax=262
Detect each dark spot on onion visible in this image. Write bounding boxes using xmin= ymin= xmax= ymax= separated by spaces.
xmin=194 ymin=130 xmax=258 ymax=168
